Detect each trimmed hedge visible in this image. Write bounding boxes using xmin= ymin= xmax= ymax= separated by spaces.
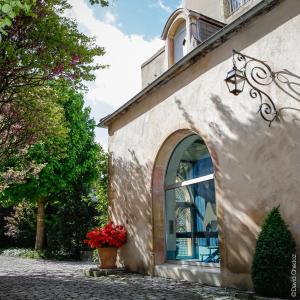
xmin=252 ymin=206 xmax=296 ymax=298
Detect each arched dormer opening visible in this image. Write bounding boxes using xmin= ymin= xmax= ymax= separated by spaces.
xmin=162 ymin=8 xmax=225 ymax=68
xmin=169 ymin=19 xmax=187 ymax=65
xmin=162 ymin=9 xmax=189 ymax=67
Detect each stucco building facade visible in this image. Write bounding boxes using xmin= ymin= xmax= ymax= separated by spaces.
xmin=99 ymin=0 xmax=300 ymax=292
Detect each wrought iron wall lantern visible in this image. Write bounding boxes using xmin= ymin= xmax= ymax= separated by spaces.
xmin=225 ymin=49 xmax=279 ymax=126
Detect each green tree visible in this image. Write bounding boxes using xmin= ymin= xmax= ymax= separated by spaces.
xmin=90 ymin=149 xmax=109 ymax=227
xmin=0 ymin=0 xmax=36 ymax=37
xmin=45 ymin=92 xmax=108 ymax=258
xmin=1 ymin=86 xmax=103 ymax=250
xmin=0 ymin=0 xmax=106 ymax=178
xmin=0 ymin=83 xmax=68 ymax=193
xmin=0 ymin=0 xmax=108 ymax=38
xmin=252 ymin=206 xmax=296 ymax=298
xmin=80 ymin=147 xmax=108 ymax=230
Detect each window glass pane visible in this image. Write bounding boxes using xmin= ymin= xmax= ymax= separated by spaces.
xmin=165 ymin=180 xmax=219 ymax=262
xmin=165 ymin=184 xmax=194 ymax=260
xmin=165 ymin=134 xmax=213 ymax=186
xmin=227 ymin=0 xmax=249 ymax=14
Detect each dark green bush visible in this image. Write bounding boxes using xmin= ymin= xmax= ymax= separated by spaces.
xmin=252 ymin=206 xmax=296 ymax=298
xmin=46 ymin=195 xmax=98 ymax=259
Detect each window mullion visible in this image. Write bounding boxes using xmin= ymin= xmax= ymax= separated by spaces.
xmin=164 ymin=173 xmax=214 ymax=191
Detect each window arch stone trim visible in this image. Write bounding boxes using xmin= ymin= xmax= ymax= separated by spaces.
xmin=161 ymin=8 xmax=188 ymax=40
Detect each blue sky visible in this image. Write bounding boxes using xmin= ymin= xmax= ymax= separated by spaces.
xmin=86 ymin=0 xmax=181 ymax=39
xmin=68 ymin=0 xmax=181 ymax=149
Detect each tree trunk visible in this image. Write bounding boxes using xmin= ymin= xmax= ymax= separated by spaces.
xmin=35 ymin=199 xmax=46 ymax=250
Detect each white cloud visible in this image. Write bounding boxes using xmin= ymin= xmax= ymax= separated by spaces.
xmin=104 ymin=11 xmax=116 ymax=24
xmin=66 ymin=0 xmax=164 ymax=149
xmin=157 ymin=0 xmax=172 ymax=13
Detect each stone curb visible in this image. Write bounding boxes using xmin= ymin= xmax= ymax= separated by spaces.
xmin=84 ymin=267 xmax=127 ymax=277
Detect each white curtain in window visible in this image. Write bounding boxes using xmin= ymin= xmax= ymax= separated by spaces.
xmin=173 ymin=23 xmax=186 ymax=64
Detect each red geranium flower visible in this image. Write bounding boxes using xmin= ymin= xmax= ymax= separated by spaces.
xmin=83 ymin=222 xmax=127 ymax=249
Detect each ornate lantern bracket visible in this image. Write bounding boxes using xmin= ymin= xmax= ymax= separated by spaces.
xmin=225 ymin=49 xmax=279 ymax=126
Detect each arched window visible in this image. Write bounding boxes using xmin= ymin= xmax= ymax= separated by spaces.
xmin=173 ymin=22 xmax=187 ymax=64
xmin=165 ymin=134 xmax=219 ymax=262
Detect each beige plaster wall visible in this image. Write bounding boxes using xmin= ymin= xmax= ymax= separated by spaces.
xmin=141 ymin=47 xmax=166 ymax=89
xmin=182 ymin=0 xmax=265 ymax=23
xmin=224 ymin=0 xmax=263 ymax=23
xmin=107 ymin=0 xmax=300 ymax=291
xmin=183 ymin=0 xmax=224 ymax=22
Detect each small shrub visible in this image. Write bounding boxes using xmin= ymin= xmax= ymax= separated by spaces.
xmin=22 ymin=249 xmax=46 ymax=259
xmin=0 ymin=247 xmax=73 ymax=260
xmin=0 ymin=248 xmax=45 ymax=259
xmin=252 ymin=206 xmax=296 ymax=298
xmin=4 ymin=202 xmax=36 ymax=247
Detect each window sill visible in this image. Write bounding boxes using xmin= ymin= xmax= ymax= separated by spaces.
xmin=167 ymin=259 xmax=220 ymax=268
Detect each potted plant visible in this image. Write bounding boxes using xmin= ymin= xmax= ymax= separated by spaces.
xmin=84 ymin=222 xmax=127 ymax=269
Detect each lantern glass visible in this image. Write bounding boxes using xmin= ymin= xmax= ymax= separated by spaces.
xmin=225 ymin=67 xmax=245 ymax=95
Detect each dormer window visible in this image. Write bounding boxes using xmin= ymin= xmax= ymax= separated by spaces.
xmin=161 ymin=9 xmax=224 ymax=70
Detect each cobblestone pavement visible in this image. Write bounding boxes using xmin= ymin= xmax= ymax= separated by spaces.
xmin=0 ymin=256 xmax=273 ymax=300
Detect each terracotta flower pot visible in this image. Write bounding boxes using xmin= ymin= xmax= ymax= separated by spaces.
xmin=97 ymin=247 xmax=117 ymax=269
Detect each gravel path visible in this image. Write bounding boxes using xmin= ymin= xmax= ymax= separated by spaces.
xmin=0 ymin=256 xmax=273 ymax=300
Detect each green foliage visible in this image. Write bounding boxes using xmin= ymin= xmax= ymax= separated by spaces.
xmin=0 ymin=0 xmax=104 ymax=90
xmin=0 ymin=0 xmax=36 ymax=37
xmin=92 ymin=248 xmax=99 ymax=262
xmin=89 ymin=0 xmax=109 ymax=6
xmin=0 ymin=247 xmax=46 ymax=259
xmin=0 ymin=83 xmax=68 ymax=176
xmin=4 ymin=202 xmax=36 ymax=247
xmin=46 ymin=197 xmax=98 ymax=259
xmin=1 ymin=85 xmax=107 ymax=257
xmin=0 ymin=0 xmax=109 ymax=256
xmin=91 ymin=184 xmax=109 ymax=227
xmin=0 ymin=0 xmax=108 ymax=38
xmin=1 ymin=86 xmax=101 ymax=204
xmin=252 ymin=206 xmax=296 ymax=298
xmin=0 ymin=247 xmax=73 ymax=260
xmin=84 ymin=148 xmax=108 ymax=227
xmin=0 ymin=0 xmax=106 ymax=178
xmin=0 ymin=206 xmax=12 ymax=246
xmin=41 ymin=89 xmax=106 ymax=258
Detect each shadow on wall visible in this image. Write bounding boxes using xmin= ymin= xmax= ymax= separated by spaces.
xmin=275 ymin=69 xmax=300 ymax=102
xmin=275 ymin=69 xmax=300 ymax=122
xmin=174 ymin=78 xmax=300 ymax=286
xmin=109 ymin=149 xmax=153 ymax=274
